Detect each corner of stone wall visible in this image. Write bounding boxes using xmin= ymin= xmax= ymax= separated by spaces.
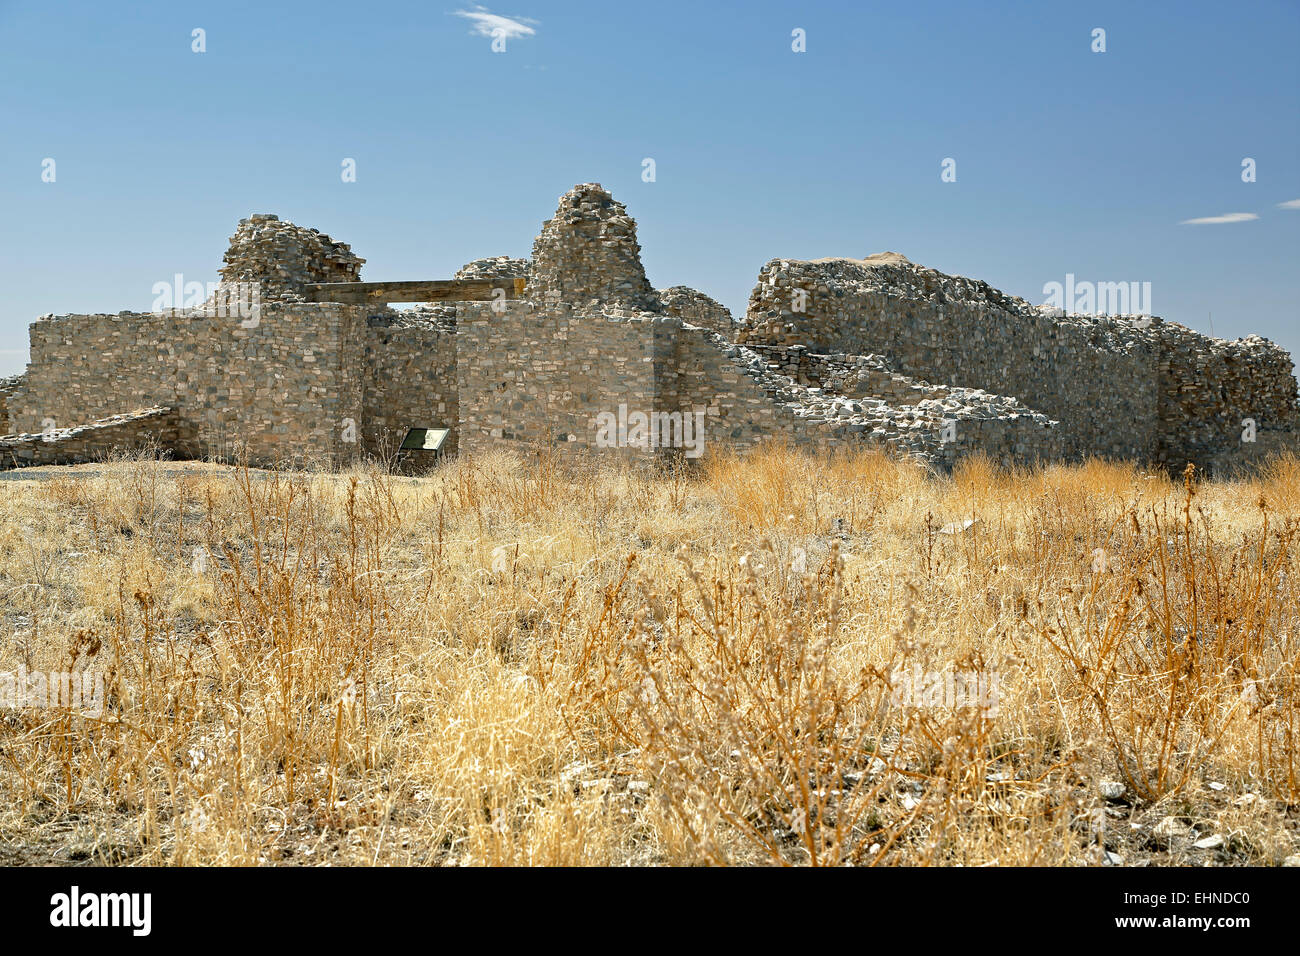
xmin=0 ymin=373 xmax=25 ymax=436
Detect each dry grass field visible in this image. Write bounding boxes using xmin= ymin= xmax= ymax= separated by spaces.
xmin=0 ymin=446 xmax=1297 ymax=866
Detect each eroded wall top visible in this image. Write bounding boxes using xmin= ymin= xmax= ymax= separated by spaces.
xmin=658 ymin=286 xmax=734 ymax=336
xmin=455 ymin=256 xmax=530 ymax=281
xmin=218 ymin=214 xmax=364 ymax=300
xmin=529 ymin=183 xmax=661 ymax=313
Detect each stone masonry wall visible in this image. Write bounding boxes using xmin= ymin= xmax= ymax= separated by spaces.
xmin=1155 ymin=326 xmax=1299 ymax=471
xmin=456 ymin=298 xmax=1063 ymax=468
xmin=456 ymin=301 xmax=665 ymax=459
xmin=10 ymin=303 xmax=366 ymax=466
xmin=455 ymin=300 xmax=814 ymax=463
xmin=457 ymin=191 xmax=1068 ymax=469
xmin=10 ymin=186 xmax=1292 ymax=475
xmin=740 ymin=254 xmax=1299 ymax=470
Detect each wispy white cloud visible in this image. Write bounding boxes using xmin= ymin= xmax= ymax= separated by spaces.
xmin=1277 ymin=199 xmax=1300 ymax=210
xmin=1178 ymin=212 xmax=1258 ymax=225
xmin=452 ymin=6 xmax=538 ymax=41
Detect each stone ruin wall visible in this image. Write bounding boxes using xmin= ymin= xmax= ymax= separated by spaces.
xmin=1155 ymin=328 xmax=1299 ymax=471
xmin=740 ymin=256 xmax=1299 ymax=471
xmin=529 ymin=185 xmax=662 ymax=313
xmin=457 ymin=184 xmax=829 ymax=463
xmin=9 ymin=302 xmax=464 ymax=468
xmin=740 ymin=256 xmax=1159 ymax=461
xmin=455 ymin=300 xmax=868 ymax=463
xmin=6 ymin=179 xmax=1081 ymax=472
xmin=9 ymin=303 xmax=368 ymax=466
xmin=3 ymin=181 xmax=1294 ymax=475
xmin=456 ymin=298 xmax=829 ymax=463
xmin=457 ymin=301 xmax=666 ymax=458
xmin=5 ymin=208 xmax=464 ymax=468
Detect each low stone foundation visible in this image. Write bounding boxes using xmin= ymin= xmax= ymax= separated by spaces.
xmin=0 ymin=406 xmax=190 ymax=470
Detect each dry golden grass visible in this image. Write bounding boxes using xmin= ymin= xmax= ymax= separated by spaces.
xmin=0 ymin=446 xmax=1296 ymax=866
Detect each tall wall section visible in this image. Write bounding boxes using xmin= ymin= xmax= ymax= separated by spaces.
xmin=10 ymin=303 xmax=367 ymax=465
xmin=455 ymin=301 xmax=671 ymax=458
xmin=529 ymin=184 xmax=662 ymax=312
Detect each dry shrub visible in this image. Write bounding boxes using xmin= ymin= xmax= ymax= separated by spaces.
xmin=0 ymin=445 xmax=1295 ymax=866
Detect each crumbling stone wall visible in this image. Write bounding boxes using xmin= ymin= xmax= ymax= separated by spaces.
xmin=742 ymin=256 xmax=1164 ymax=462
xmin=451 ymin=188 xmax=1086 ymax=469
xmin=0 ymin=406 xmax=193 ymax=470
xmin=455 ymin=298 xmax=1063 ymax=468
xmin=455 ymin=298 xmax=810 ymax=463
xmin=741 ymin=253 xmax=1299 ymax=470
xmin=218 ymin=214 xmax=364 ymax=300
xmin=658 ymin=286 xmax=735 ymax=337
xmin=671 ymin=329 xmax=1063 ymax=467
xmin=9 ymin=185 xmax=1293 ymax=474
xmin=528 ymin=184 xmax=661 ymax=312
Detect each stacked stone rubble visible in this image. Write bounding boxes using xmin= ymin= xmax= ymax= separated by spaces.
xmin=529 ymin=183 xmax=662 ymax=312
xmin=658 ymin=286 xmax=735 ymax=337
xmin=218 ymin=214 xmax=364 ymax=300
xmin=454 ymin=256 xmax=530 ymax=282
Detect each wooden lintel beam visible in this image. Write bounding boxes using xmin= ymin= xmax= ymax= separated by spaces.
xmin=303 ymin=277 xmax=527 ymax=304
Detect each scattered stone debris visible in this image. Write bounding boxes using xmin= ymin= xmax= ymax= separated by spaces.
xmin=1099 ymin=780 xmax=1127 ymax=801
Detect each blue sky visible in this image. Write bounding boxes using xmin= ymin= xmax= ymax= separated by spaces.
xmin=1 ymin=0 xmax=1297 ymax=377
